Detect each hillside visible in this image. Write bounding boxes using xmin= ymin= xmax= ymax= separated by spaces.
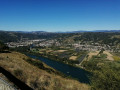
xmin=0 ymin=52 xmax=89 ymax=90
xmin=0 ymin=31 xmax=62 ymax=43
xmin=1 ymin=31 xmax=120 ymax=47
xmin=81 ymin=50 xmax=120 ymax=90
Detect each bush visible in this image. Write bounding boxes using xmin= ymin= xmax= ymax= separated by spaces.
xmin=14 ymin=69 xmax=23 ymax=76
xmin=91 ymin=64 xmax=120 ymax=90
xmin=113 ymin=56 xmax=120 ymax=61
xmin=0 ymin=41 xmax=9 ymax=52
xmin=82 ymin=54 xmax=120 ymax=90
xmin=14 ymin=69 xmax=27 ymax=82
xmin=25 ymin=58 xmax=44 ymax=69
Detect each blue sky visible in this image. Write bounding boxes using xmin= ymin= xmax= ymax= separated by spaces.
xmin=0 ymin=0 xmax=120 ymax=32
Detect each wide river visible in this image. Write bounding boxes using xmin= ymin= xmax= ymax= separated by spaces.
xmin=26 ymin=54 xmax=90 ymax=83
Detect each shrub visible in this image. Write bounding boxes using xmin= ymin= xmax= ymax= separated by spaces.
xmin=91 ymin=64 xmax=120 ymax=90
xmin=113 ymin=56 xmax=120 ymax=61
xmin=14 ymin=69 xmax=27 ymax=82
xmin=25 ymin=58 xmax=44 ymax=69
xmin=14 ymin=69 xmax=23 ymax=76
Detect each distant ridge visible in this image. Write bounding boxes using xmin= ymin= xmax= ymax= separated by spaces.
xmin=64 ymin=30 xmax=120 ymax=33
xmin=0 ymin=30 xmax=120 ymax=33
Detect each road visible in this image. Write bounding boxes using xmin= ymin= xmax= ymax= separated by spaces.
xmin=0 ymin=77 xmax=16 ymax=90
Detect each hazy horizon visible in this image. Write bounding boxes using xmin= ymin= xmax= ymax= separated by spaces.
xmin=1 ymin=29 xmax=120 ymax=33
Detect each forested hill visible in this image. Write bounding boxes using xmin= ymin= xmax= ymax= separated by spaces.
xmin=0 ymin=31 xmax=76 ymax=43
xmin=0 ymin=31 xmax=61 ymax=43
xmin=1 ymin=31 xmax=120 ymax=46
xmin=73 ymin=32 xmax=120 ymax=45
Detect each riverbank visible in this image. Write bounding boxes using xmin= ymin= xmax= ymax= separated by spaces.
xmin=26 ymin=53 xmax=91 ymax=83
xmin=26 ymin=51 xmax=86 ymax=68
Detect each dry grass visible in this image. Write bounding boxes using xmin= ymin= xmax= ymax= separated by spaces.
xmin=87 ymin=51 xmax=114 ymax=61
xmin=87 ymin=51 xmax=99 ymax=60
xmin=111 ymin=35 xmax=120 ymax=39
xmin=0 ymin=52 xmax=90 ymax=90
xmin=103 ymin=51 xmax=114 ymax=61
xmin=69 ymin=56 xmax=77 ymax=60
xmin=46 ymin=50 xmax=53 ymax=53
xmin=113 ymin=56 xmax=120 ymax=61
xmin=56 ymin=50 xmax=67 ymax=53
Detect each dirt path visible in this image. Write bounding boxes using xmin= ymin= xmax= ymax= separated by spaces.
xmin=87 ymin=51 xmax=114 ymax=61
xmin=69 ymin=56 xmax=77 ymax=60
xmin=103 ymin=51 xmax=114 ymax=61
xmin=87 ymin=51 xmax=99 ymax=60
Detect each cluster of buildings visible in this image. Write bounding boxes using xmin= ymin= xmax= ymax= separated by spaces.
xmin=6 ymin=39 xmax=45 ymax=48
xmin=73 ymin=42 xmax=120 ymax=52
xmin=6 ymin=39 xmax=61 ymax=48
xmin=6 ymin=37 xmax=120 ymax=52
xmin=35 ymin=39 xmax=61 ymax=47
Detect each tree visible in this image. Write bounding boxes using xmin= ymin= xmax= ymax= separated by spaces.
xmin=98 ymin=48 xmax=105 ymax=55
xmin=0 ymin=41 xmax=9 ymax=52
xmin=91 ymin=65 xmax=120 ymax=90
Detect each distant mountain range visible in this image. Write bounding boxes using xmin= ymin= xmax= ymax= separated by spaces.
xmin=0 ymin=30 xmax=120 ymax=34
xmin=64 ymin=30 xmax=120 ymax=33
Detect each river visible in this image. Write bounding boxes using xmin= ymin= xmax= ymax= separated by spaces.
xmin=26 ymin=54 xmax=90 ymax=83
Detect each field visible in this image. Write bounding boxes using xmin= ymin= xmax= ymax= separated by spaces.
xmin=81 ymin=51 xmax=120 ymax=90
xmin=112 ymin=52 xmax=120 ymax=61
xmin=30 ymin=47 xmax=87 ymax=65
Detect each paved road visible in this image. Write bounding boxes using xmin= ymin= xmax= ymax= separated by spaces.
xmin=0 ymin=78 xmax=16 ymax=90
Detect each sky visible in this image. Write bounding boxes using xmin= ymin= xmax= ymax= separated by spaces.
xmin=0 ymin=0 xmax=120 ymax=32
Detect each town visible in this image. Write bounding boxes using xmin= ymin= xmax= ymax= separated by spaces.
xmin=6 ymin=37 xmax=120 ymax=53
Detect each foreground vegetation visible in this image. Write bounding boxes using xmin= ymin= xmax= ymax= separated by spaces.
xmin=0 ymin=41 xmax=9 ymax=52
xmin=82 ymin=52 xmax=120 ymax=90
xmin=0 ymin=52 xmax=89 ymax=90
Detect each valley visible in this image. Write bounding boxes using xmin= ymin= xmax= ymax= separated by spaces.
xmin=0 ymin=31 xmax=120 ymax=90
xmin=0 ymin=0 xmax=120 ymax=89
